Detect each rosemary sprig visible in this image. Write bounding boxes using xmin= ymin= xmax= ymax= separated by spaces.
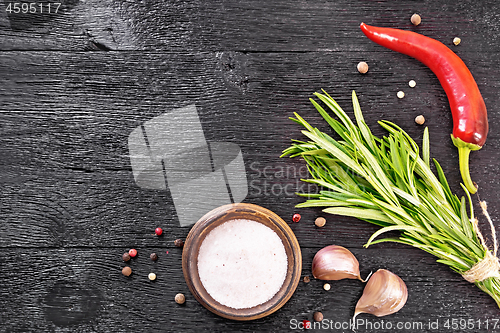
xmin=282 ymin=90 xmax=500 ymax=307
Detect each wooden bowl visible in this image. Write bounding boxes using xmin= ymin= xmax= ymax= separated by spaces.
xmin=182 ymin=203 xmax=302 ymax=321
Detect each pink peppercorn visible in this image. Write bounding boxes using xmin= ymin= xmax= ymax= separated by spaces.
xmin=302 ymin=320 xmax=311 ymax=329
xmin=292 ymin=214 xmax=301 ymax=223
xmin=129 ymin=249 xmax=137 ymax=257
xmin=155 ymin=227 xmax=163 ymax=236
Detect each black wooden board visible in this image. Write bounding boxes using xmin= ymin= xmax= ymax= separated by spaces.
xmin=1 ymin=0 xmax=500 ymax=332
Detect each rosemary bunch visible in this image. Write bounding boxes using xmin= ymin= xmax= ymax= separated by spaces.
xmin=282 ymin=90 xmax=500 ymax=307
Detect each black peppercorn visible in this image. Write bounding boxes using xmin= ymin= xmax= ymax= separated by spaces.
xmin=174 ymin=239 xmax=184 ymax=247
xmin=122 ymin=253 xmax=131 ymax=262
xmin=150 ymin=253 xmax=158 ymax=261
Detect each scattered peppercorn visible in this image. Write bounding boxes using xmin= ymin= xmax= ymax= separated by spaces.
xmin=415 ymin=115 xmax=425 ymax=125
xmin=122 ymin=252 xmax=131 ymax=262
xmin=313 ymin=311 xmax=324 ymax=322
xmin=409 ymin=80 xmax=416 ymax=88
xmin=148 ymin=273 xmax=157 ymax=281
xmin=397 ymin=91 xmax=405 ymax=99
xmin=174 ymin=239 xmax=184 ymax=247
xmin=292 ymin=213 xmax=301 ymax=223
xmin=128 ymin=249 xmax=137 ymax=257
xmin=122 ymin=266 xmax=132 ymax=276
xmin=175 ymin=293 xmax=186 ymax=304
xmin=150 ymin=253 xmax=158 ymax=261
xmin=303 ymin=276 xmax=311 ymax=283
xmin=323 ymin=283 xmax=331 ymax=291
xmin=453 ymin=37 xmax=461 ymax=46
xmin=302 ymin=320 xmax=311 ymax=329
xmin=357 ymin=61 xmax=369 ymax=74
xmin=410 ymin=13 xmax=421 ymax=26
xmin=155 ymin=227 xmax=163 ymax=236
xmin=315 ymin=217 xmax=326 ymax=227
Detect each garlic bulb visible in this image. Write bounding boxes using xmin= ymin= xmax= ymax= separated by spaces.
xmin=312 ymin=245 xmax=363 ymax=281
xmin=354 ymin=269 xmax=408 ymax=319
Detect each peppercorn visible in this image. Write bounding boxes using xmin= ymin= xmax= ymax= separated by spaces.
xmin=357 ymin=61 xmax=369 ymax=74
xmin=315 ymin=217 xmax=326 ymax=227
xmin=148 ymin=273 xmax=156 ymax=281
xmin=323 ymin=283 xmax=331 ymax=291
xmin=303 ymin=276 xmax=311 ymax=283
xmin=128 ymin=249 xmax=137 ymax=257
xmin=409 ymin=80 xmax=416 ymax=88
xmin=397 ymin=91 xmax=405 ymax=99
xmin=155 ymin=227 xmax=163 ymax=236
xmin=292 ymin=213 xmax=301 ymax=223
xmin=150 ymin=253 xmax=158 ymax=261
xmin=174 ymin=239 xmax=184 ymax=247
xmin=122 ymin=266 xmax=132 ymax=276
xmin=122 ymin=252 xmax=131 ymax=262
xmin=415 ymin=115 xmax=425 ymax=125
xmin=313 ymin=311 xmax=324 ymax=322
xmin=175 ymin=293 xmax=186 ymax=304
xmin=453 ymin=37 xmax=461 ymax=46
xmin=411 ymin=13 xmax=421 ymax=26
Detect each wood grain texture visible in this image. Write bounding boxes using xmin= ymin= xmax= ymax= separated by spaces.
xmin=1 ymin=51 xmax=498 ymax=248
xmin=0 ymin=0 xmax=499 ymax=51
xmin=0 ymin=248 xmax=498 ymax=332
xmin=1 ymin=0 xmax=500 ymax=331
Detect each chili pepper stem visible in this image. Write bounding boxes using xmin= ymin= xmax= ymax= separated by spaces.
xmin=452 ymin=135 xmax=481 ymax=194
xmin=458 ymin=146 xmax=476 ymax=194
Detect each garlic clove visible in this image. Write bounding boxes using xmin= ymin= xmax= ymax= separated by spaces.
xmin=354 ymin=269 xmax=408 ymax=319
xmin=312 ymin=245 xmax=363 ymax=281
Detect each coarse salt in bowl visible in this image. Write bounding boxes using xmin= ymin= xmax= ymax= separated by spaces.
xmin=182 ymin=203 xmax=302 ymax=321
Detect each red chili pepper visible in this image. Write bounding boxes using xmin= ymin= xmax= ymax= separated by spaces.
xmin=360 ymin=23 xmax=488 ymax=194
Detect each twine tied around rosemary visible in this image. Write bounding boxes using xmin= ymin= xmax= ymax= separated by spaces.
xmin=462 ymin=201 xmax=500 ymax=283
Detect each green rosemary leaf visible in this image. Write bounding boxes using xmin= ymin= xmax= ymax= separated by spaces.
xmin=391 ymin=186 xmax=421 ymax=206
xmin=433 ymin=249 xmax=472 ymax=269
xmin=314 ymin=92 xmax=360 ymax=140
xmin=345 ymin=198 xmax=379 ymax=209
xmin=351 ymin=91 xmax=376 ymax=152
xmin=292 ymin=112 xmax=315 ymax=132
xmin=433 ymin=159 xmax=461 ymax=214
xmin=316 ymin=158 xmax=362 ymax=193
xmin=364 ymin=237 xmax=414 ymax=246
xmin=301 ymin=130 xmax=365 ymax=176
xmin=460 ymin=197 xmax=474 ymax=241
xmin=423 ymin=127 xmax=430 ymax=167
xmin=372 ymin=198 xmax=419 ymax=227
xmin=301 ymin=178 xmax=351 ymax=196
xmin=295 ymin=200 xmax=355 ymax=208
xmin=319 ymin=191 xmax=361 ymax=201
xmin=309 ymin=98 xmax=350 ymax=142
xmin=388 ymin=136 xmax=405 ymax=180
xmin=436 ymin=260 xmax=469 ymax=273
xmin=299 ymin=148 xmax=329 ymax=156
xmin=363 ymin=225 xmax=420 ymax=247
xmin=365 ymin=225 xmax=422 ymax=247
xmin=360 ymin=164 xmax=398 ymax=206
xmin=295 ymin=192 xmax=322 ymax=198
xmin=322 ymin=207 xmax=394 ymax=224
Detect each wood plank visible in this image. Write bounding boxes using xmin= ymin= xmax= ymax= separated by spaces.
xmin=0 ymin=247 xmax=497 ymax=332
xmin=1 ymin=51 xmax=499 ymax=248
xmin=0 ymin=0 xmax=499 ymax=51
